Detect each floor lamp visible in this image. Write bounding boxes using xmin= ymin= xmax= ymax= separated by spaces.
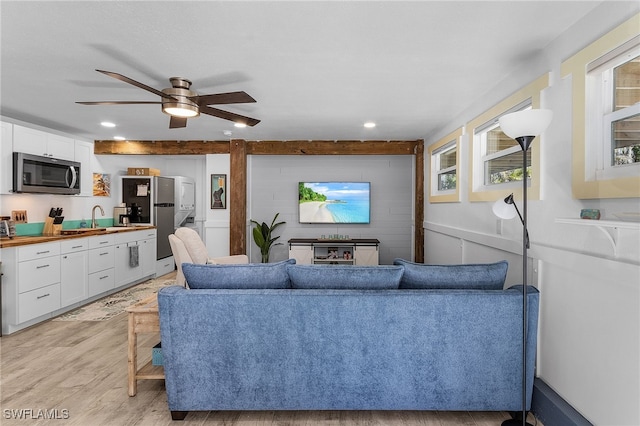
xmin=494 ymin=108 xmax=552 ymax=426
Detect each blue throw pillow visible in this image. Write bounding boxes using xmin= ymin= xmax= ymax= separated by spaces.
xmin=287 ymin=264 xmax=403 ymax=290
xmin=393 ymin=258 xmax=508 ymax=290
xmin=183 ymin=259 xmax=295 ymax=289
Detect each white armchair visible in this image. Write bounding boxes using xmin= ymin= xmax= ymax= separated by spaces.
xmin=168 ymin=227 xmax=249 ymax=286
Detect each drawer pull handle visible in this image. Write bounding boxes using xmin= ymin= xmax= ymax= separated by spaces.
xmin=36 ymin=264 xmax=50 ymax=269
xmin=99 ymin=275 xmax=109 ymax=280
xmin=99 ymin=241 xmax=109 ymax=244
xmin=36 ymin=250 xmax=50 ymax=255
xmin=72 ymin=245 xmax=83 ymax=249
xmin=99 ymin=252 xmax=109 ymax=256
xmin=37 ymin=293 xmax=50 ymax=300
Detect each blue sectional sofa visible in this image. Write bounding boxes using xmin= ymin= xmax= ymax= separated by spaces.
xmin=157 ymin=260 xmax=539 ymax=420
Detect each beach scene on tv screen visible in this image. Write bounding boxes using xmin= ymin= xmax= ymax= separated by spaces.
xmin=299 ymin=182 xmax=370 ymax=224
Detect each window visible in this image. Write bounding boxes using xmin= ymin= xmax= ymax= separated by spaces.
xmin=562 ymin=13 xmax=640 ymax=199
xmin=428 ymin=127 xmax=462 ymax=203
xmin=477 ymin=103 xmax=532 ymax=187
xmin=467 ymin=74 xmax=549 ymax=202
xmin=586 ymin=37 xmax=640 ymax=181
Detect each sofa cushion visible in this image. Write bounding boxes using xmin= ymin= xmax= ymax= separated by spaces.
xmin=393 ymin=258 xmax=508 ymax=290
xmin=183 ymin=259 xmax=295 ymax=289
xmin=287 ymin=264 xmax=403 ymax=290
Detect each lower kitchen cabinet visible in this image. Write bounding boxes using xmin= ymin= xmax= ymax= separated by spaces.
xmin=1 ymin=228 xmax=158 ymax=335
xmin=89 ymin=269 xmax=115 ymax=297
xmin=18 ymin=283 xmax=61 ymax=324
xmin=60 ymin=239 xmax=89 ymax=307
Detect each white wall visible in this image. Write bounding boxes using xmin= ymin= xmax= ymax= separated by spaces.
xmin=247 ymin=155 xmax=414 ymax=264
xmin=423 ymin=4 xmax=640 ymax=425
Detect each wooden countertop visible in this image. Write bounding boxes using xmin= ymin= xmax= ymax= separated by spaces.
xmin=0 ymin=225 xmax=156 ymax=249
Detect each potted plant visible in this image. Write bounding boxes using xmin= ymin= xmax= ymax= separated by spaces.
xmin=250 ymin=213 xmax=286 ymax=263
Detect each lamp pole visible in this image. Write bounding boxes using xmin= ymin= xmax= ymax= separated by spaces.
xmin=498 ymin=108 xmax=551 ymax=426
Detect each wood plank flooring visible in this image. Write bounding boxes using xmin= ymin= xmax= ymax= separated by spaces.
xmin=0 ymin=298 xmax=540 ymax=425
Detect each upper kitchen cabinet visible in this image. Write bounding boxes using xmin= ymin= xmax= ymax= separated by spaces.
xmin=0 ymin=121 xmax=13 ymax=194
xmin=74 ymin=140 xmax=94 ymax=197
xmin=13 ymin=124 xmax=75 ymax=161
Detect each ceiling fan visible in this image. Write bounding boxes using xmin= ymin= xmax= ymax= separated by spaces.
xmin=77 ymin=69 xmax=260 ymax=129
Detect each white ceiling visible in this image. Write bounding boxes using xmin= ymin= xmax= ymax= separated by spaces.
xmin=1 ymin=1 xmax=604 ymax=143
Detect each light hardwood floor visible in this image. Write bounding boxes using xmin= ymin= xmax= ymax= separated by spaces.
xmin=0 ymin=297 xmax=540 ymax=425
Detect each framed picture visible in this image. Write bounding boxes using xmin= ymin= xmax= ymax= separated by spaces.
xmin=211 ymin=174 xmax=226 ymax=209
xmin=93 ymin=173 xmax=111 ymax=197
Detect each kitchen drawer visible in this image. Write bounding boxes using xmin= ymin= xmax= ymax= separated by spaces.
xmin=88 ymin=234 xmax=114 ymax=249
xmin=60 ymin=238 xmax=88 ymax=254
xmin=18 ymin=256 xmax=61 ymax=293
xmin=18 ymin=283 xmax=61 ymax=323
xmin=18 ymin=241 xmax=60 ymax=262
xmin=88 ymin=246 xmax=115 ymax=274
xmin=88 ymin=269 xmax=114 ymax=297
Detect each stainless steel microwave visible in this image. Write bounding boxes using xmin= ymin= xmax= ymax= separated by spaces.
xmin=13 ymin=152 xmax=81 ymax=195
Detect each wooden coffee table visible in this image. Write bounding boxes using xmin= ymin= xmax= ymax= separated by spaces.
xmin=126 ymin=294 xmax=164 ymax=396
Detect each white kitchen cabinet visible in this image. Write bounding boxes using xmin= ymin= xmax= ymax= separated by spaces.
xmin=114 ymin=241 xmax=143 ymax=288
xmin=1 ymin=241 xmax=62 ymax=331
xmin=0 ymin=121 xmax=13 ymax=194
xmin=87 ymin=234 xmax=115 ymax=297
xmin=74 ymin=140 xmax=94 ymax=197
xmin=18 ymin=284 xmax=61 ymax=324
xmin=139 ymin=238 xmax=157 ymax=278
xmin=114 ymin=229 xmax=156 ymax=288
xmin=13 ymin=124 xmax=75 ymax=160
xmin=1 ymin=229 xmax=157 ymax=335
xmin=60 ymin=239 xmax=88 ymax=307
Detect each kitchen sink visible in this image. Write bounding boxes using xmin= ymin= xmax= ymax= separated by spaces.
xmin=59 ymin=227 xmax=107 ymax=235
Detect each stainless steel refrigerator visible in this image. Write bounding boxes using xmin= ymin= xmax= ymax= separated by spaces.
xmin=121 ymin=176 xmax=175 ymax=260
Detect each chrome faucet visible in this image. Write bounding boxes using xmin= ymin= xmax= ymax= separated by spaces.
xmin=91 ymin=205 xmax=105 ymax=228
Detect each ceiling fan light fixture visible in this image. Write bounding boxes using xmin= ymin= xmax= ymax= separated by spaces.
xmin=162 ymin=103 xmax=199 ymax=118
xmin=162 ymin=82 xmax=200 ymax=118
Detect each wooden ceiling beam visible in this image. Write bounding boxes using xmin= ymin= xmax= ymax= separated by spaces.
xmin=94 ymin=139 xmax=421 ymax=156
xmin=93 ymin=140 xmax=230 ymax=155
xmin=246 ymin=140 xmax=421 ymax=155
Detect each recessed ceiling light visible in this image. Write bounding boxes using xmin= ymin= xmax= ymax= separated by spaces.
xmin=234 ymin=122 xmax=247 ymax=128
xmin=113 ymin=136 xmax=125 ymax=141
xmin=364 ymin=122 xmax=376 ymax=128
xmin=101 ymin=121 xmax=116 ymax=128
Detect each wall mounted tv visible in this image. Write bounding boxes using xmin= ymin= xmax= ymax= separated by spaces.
xmin=298 ymin=182 xmax=371 ymax=224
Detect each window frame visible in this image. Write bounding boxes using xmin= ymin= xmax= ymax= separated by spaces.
xmin=428 ymin=127 xmax=462 ymax=203
xmin=467 ymin=74 xmax=550 ymax=202
xmin=586 ymin=37 xmax=639 ymax=181
xmin=561 ymin=13 xmax=640 ymax=199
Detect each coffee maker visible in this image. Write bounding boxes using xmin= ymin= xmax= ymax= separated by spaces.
xmin=113 ymin=206 xmax=129 ymax=227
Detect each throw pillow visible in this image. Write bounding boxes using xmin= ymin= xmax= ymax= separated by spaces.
xmin=183 ymin=259 xmax=295 ymax=289
xmin=287 ymin=264 xmax=403 ymax=290
xmin=393 ymin=258 xmax=508 ymax=290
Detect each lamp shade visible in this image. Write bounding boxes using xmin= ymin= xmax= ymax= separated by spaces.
xmin=493 ymin=197 xmax=518 ymax=220
xmin=499 ymin=109 xmax=553 ymax=139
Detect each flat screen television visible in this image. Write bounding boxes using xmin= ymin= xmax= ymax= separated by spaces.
xmin=298 ymin=182 xmax=370 ymax=224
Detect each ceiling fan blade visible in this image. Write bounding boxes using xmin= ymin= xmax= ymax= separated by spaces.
xmin=169 ymin=116 xmax=188 ymax=129
xmin=96 ymin=69 xmax=175 ymax=100
xmin=193 ymin=91 xmax=256 ymax=106
xmin=76 ymin=101 xmax=161 ymax=105
xmin=199 ymin=105 xmax=260 ymax=126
